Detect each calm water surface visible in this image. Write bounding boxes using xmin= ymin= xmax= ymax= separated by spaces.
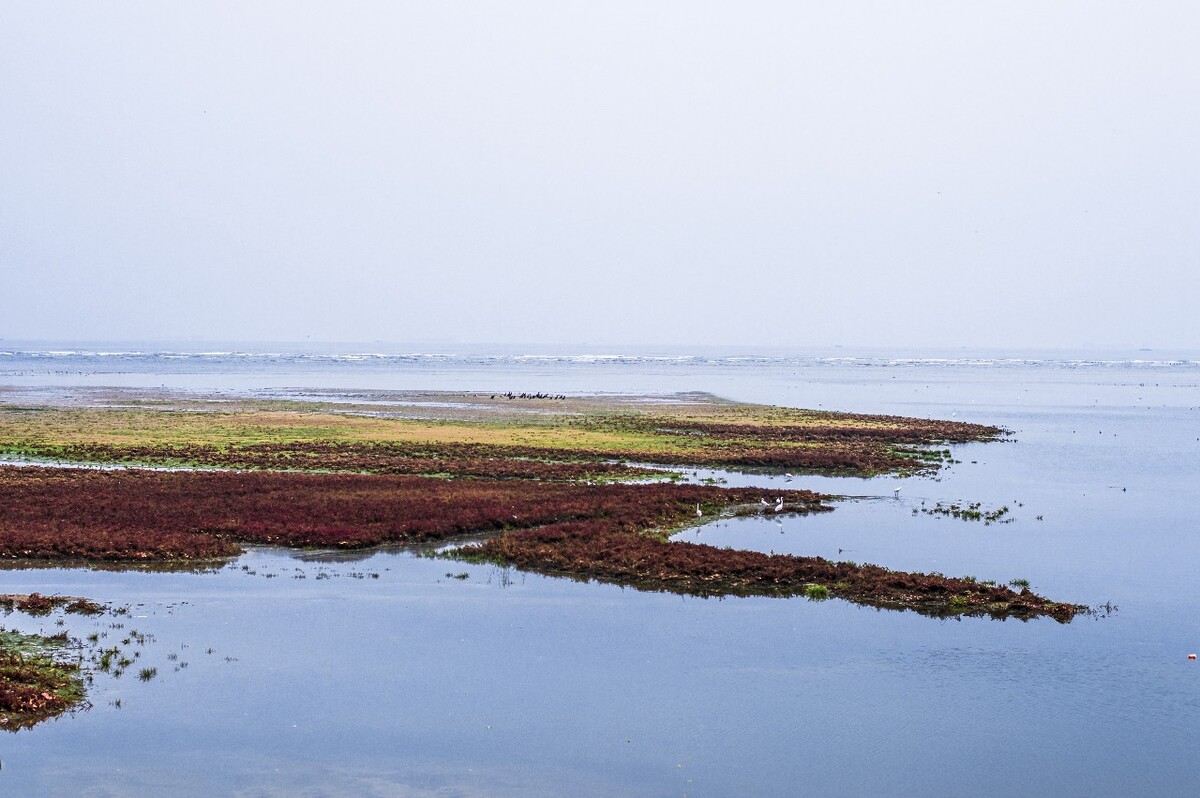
xmin=1 ymin=345 xmax=1198 ymax=796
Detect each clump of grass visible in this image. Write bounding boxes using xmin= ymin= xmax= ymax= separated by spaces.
xmin=65 ymin=598 xmax=104 ymax=615
xmin=804 ymin=584 xmax=830 ymax=601
xmin=920 ymin=502 xmax=1013 ymax=524
xmin=97 ymin=647 xmax=119 ymax=672
xmin=137 ymin=667 xmax=157 ymax=682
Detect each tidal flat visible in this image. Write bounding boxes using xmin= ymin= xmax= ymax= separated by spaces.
xmin=0 ymin=388 xmax=1084 ymax=731
xmin=0 ymin=389 xmax=1073 ymax=616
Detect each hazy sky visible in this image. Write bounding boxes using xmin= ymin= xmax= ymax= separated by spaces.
xmin=2 ymin=2 xmax=1197 ymax=349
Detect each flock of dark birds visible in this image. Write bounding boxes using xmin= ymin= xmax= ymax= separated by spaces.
xmin=491 ymin=392 xmax=568 ymax=400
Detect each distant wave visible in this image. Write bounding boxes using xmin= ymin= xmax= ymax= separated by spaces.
xmin=0 ymin=349 xmax=1196 ymax=371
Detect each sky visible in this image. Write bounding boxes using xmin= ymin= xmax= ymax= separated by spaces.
xmin=2 ymin=2 xmax=1198 ymax=350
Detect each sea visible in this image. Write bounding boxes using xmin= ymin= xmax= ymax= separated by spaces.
xmin=1 ymin=341 xmax=1198 ymax=797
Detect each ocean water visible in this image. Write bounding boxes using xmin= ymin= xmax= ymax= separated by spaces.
xmin=1 ymin=343 xmax=1199 ymax=796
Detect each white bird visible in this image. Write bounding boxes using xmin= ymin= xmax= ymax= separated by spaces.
xmin=893 ymin=487 xmax=902 ymax=499
xmin=760 ymin=497 xmax=770 ymax=506
xmin=696 ymin=503 xmax=703 ymax=517
xmin=774 ymin=497 xmax=784 ymax=512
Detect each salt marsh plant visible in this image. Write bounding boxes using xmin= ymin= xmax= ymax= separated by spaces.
xmin=804 ymin=584 xmax=830 ymax=601
xmin=0 ymin=629 xmax=87 ymax=730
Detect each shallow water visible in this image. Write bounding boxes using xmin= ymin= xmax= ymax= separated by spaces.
xmin=2 ymin=345 xmax=1200 ymax=796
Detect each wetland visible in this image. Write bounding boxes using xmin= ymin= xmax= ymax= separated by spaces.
xmin=0 ymin=389 xmax=1079 ymax=731
xmin=1 ymin=348 xmax=1197 ymax=796
xmin=0 ymin=391 xmax=1076 ymax=624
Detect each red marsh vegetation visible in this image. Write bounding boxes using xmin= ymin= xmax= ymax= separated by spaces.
xmin=621 ymin=412 xmax=1002 ymax=444
xmin=0 ymin=630 xmax=87 ymax=732
xmin=8 ymin=441 xmax=660 ymax=481
xmin=0 ymin=466 xmax=1076 ymax=620
xmin=471 ymin=524 xmax=1077 ymax=622
xmin=0 ymin=466 xmax=823 ymax=558
xmin=0 ymin=593 xmax=104 ymax=616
